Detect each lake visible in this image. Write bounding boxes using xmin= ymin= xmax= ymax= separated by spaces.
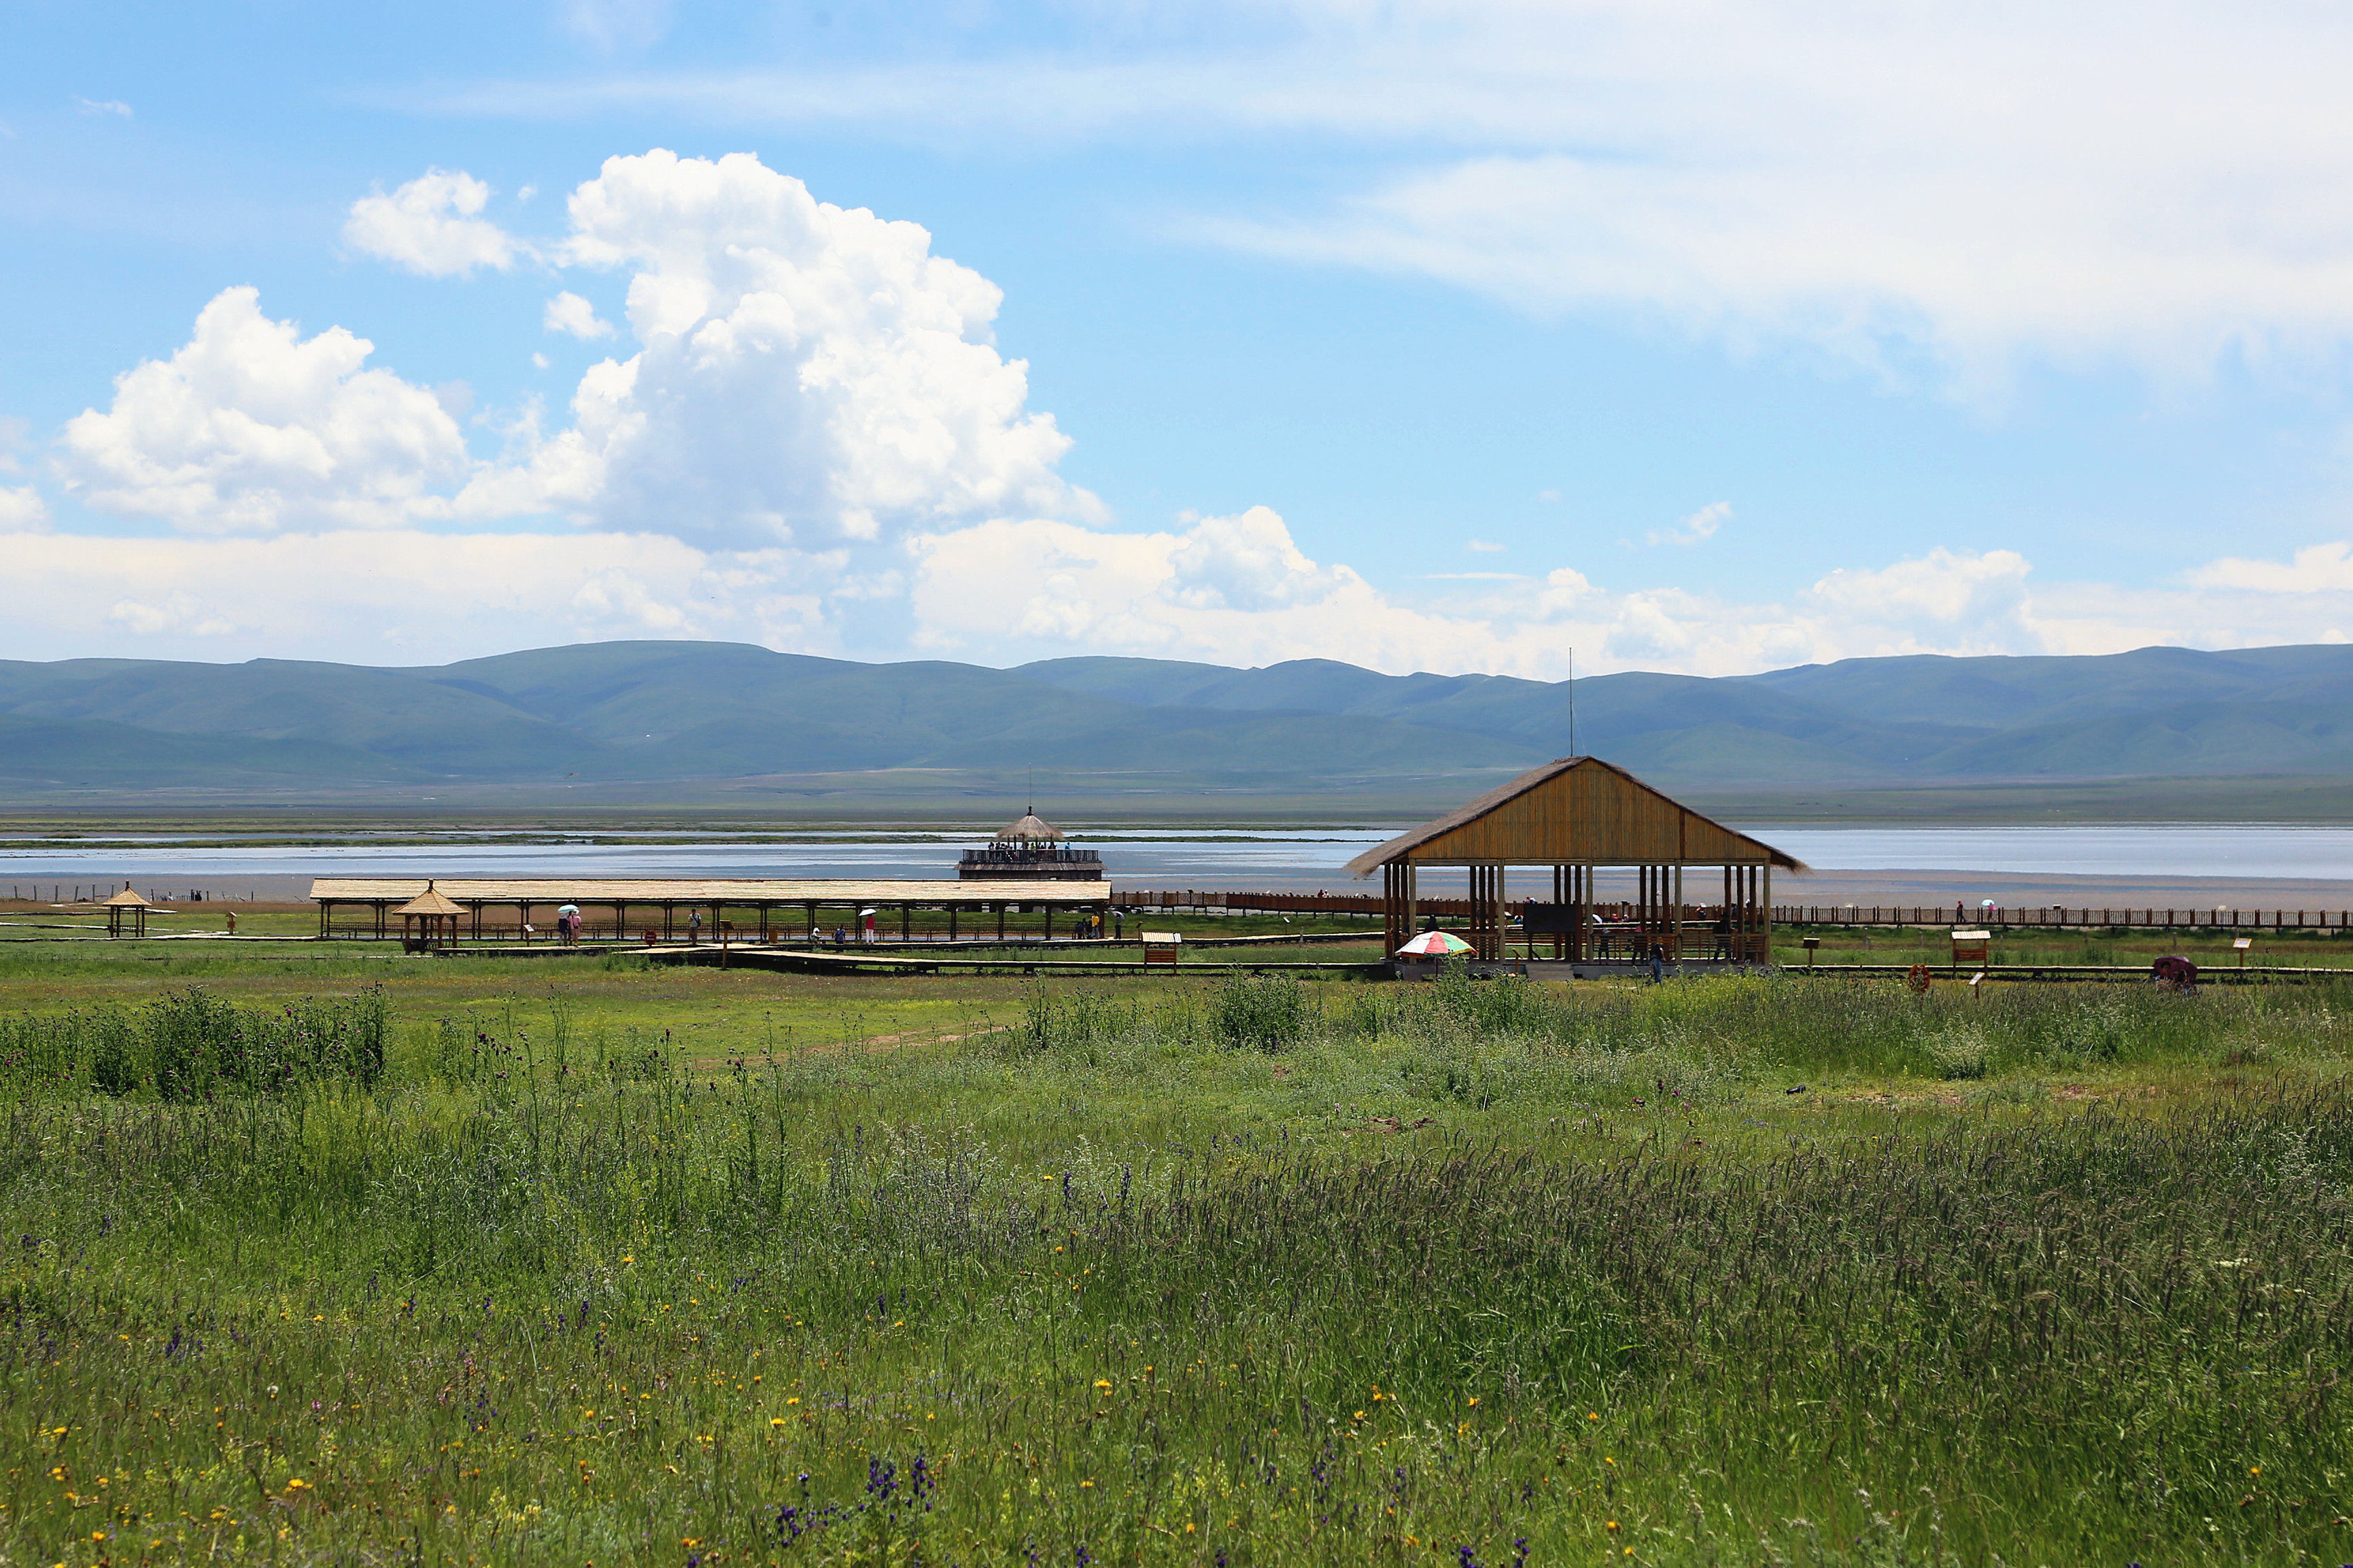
xmin=9 ymin=822 xmax=2353 ymax=899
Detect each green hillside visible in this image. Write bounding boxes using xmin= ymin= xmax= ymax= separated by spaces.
xmin=1020 ymin=645 xmax=2353 ymax=781
xmin=0 ymin=639 xmax=2347 ymax=801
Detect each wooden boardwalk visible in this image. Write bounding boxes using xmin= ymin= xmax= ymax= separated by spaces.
xmin=1112 ymin=888 xmax=2353 ymax=932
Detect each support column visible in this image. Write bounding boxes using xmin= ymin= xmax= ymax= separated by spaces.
xmin=901 ymin=903 xmax=911 ymax=942
xmin=1672 ymin=864 xmax=1684 ymax=961
xmin=1572 ymin=865 xmax=1588 ymax=963
xmin=948 ymin=904 xmax=959 ymax=943
xmin=997 ymin=903 xmax=1007 ymax=942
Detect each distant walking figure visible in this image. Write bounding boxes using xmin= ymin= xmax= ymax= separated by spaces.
xmin=689 ymin=909 xmax=702 ymax=944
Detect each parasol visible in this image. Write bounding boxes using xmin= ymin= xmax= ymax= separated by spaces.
xmin=1394 ymin=930 xmax=1473 ymax=957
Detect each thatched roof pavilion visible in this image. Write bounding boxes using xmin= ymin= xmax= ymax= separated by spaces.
xmin=101 ymin=882 xmax=154 ymax=939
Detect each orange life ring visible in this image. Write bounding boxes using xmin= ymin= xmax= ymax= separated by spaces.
xmin=1905 ymin=964 xmax=1933 ymax=993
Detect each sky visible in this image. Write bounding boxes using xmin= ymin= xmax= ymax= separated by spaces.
xmin=4 ymin=0 xmax=2353 ymax=679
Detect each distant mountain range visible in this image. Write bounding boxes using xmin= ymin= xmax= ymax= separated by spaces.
xmin=1 ymin=640 xmax=2350 ymax=801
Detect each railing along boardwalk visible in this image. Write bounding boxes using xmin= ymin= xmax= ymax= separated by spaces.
xmin=1777 ymin=905 xmax=2353 ymax=930
xmin=1111 ymin=888 xmax=2353 ymax=931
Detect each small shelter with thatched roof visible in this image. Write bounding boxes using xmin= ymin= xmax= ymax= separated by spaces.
xmin=101 ymin=883 xmax=154 ymax=939
xmin=396 ymin=880 xmax=465 ymax=952
xmin=1345 ymin=756 xmax=1803 ymax=973
xmin=958 ymin=807 xmax=1105 ymax=882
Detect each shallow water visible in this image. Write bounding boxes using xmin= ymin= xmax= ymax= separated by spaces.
xmin=7 ymin=822 xmax=2353 ymax=899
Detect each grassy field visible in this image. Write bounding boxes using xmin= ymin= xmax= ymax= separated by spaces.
xmin=1 ymin=943 xmax=2351 ymax=1565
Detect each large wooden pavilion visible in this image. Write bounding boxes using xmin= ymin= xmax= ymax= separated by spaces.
xmin=1345 ymin=757 xmax=1803 ymax=971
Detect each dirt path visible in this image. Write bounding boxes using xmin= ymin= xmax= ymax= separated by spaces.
xmin=683 ymin=1019 xmax=1014 ymax=1073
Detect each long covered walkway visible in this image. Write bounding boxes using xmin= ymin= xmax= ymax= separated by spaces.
xmin=309 ymin=878 xmax=1112 ymax=945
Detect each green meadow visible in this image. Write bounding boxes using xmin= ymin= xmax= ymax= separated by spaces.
xmin=1 ymin=943 xmax=2350 ymax=1566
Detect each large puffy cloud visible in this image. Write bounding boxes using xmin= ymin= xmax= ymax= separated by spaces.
xmin=56 ymin=288 xmax=475 ymax=534
xmin=62 ymin=149 xmax=1086 ymax=558
xmin=341 ymin=169 xmax=523 ymax=278
xmin=545 ymin=150 xmax=1088 ymax=551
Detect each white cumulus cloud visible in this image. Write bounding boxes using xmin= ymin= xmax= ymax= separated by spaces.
xmin=56 ymin=288 xmax=475 ymax=534
xmin=343 ymin=169 xmax=522 ymax=278
xmin=542 ymin=149 xmax=1092 ymax=551
xmin=1648 ymin=502 xmax=1731 ymax=547
xmin=0 ymin=487 xmax=50 ymax=531
xmin=2195 ymin=541 xmax=2353 ymax=593
xmin=543 ymin=290 xmax=615 ymax=339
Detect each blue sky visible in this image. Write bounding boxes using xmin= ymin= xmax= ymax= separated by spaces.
xmin=4 ymin=0 xmax=2352 ymax=676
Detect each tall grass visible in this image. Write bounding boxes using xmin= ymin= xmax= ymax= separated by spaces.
xmin=2 ymin=975 xmax=2351 ymax=1564
xmin=0 ymin=985 xmax=385 ymax=1096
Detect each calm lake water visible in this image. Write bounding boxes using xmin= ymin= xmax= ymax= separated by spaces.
xmin=8 ymin=823 xmax=2353 ymax=894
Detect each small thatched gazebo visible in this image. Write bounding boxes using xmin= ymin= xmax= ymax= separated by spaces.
xmin=396 ymin=880 xmax=465 ymax=953
xmin=101 ymin=883 xmax=154 ymax=939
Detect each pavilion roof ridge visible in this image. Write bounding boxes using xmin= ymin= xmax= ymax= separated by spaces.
xmin=1341 ymin=755 xmax=1804 ymax=877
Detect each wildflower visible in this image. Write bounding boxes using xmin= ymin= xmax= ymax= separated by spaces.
xmin=1081 ymin=1480 xmax=1095 ymax=1488
xmin=1095 ymin=1379 xmax=1112 ymax=1391
xmin=1466 ymin=1397 xmax=1478 ymax=1407
xmin=285 ymin=1479 xmax=309 ymax=1492
xmin=787 ymin=1397 xmax=800 ymax=1406
xmin=771 ymin=1418 xmax=787 ymax=1428
xmin=1607 ymin=1521 xmax=1619 ymax=1532
xmin=1588 ymin=1412 xmax=1600 ymax=1421
xmin=2250 ymin=1467 xmax=2261 ymax=1476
